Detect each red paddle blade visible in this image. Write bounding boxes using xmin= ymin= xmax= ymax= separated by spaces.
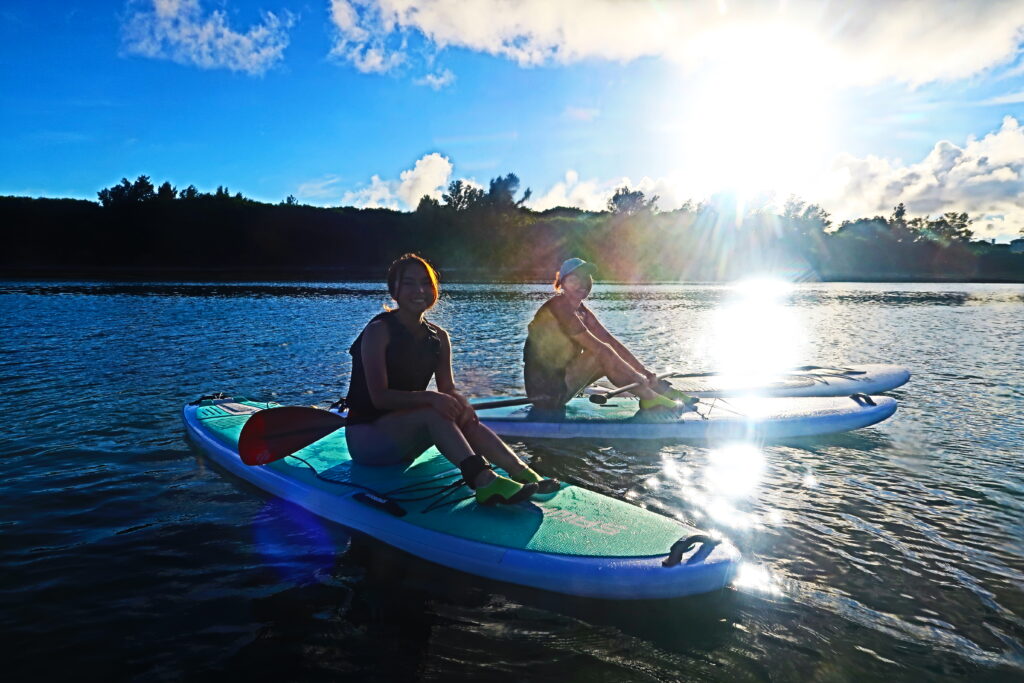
xmin=238 ymin=406 xmax=346 ymax=465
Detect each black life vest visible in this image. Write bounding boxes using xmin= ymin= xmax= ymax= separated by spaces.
xmin=345 ymin=311 xmax=442 ymax=425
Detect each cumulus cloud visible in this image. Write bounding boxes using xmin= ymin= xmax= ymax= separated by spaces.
xmin=326 ymin=0 xmax=1024 ymax=86
xmin=528 ymin=170 xmax=687 ymax=213
xmin=528 ymin=170 xmax=613 ymax=212
xmin=397 ymin=152 xmax=453 ymax=206
xmin=526 ymin=118 xmax=1024 ymax=239
xmin=822 ymin=116 xmax=1024 ymax=238
xmin=341 ymin=152 xmax=453 ymax=209
xmin=122 ymin=0 xmax=292 ymax=75
xmin=340 ymin=174 xmax=398 ymax=208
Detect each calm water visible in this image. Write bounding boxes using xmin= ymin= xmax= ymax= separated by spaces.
xmin=1 ymin=281 xmax=1022 ymax=681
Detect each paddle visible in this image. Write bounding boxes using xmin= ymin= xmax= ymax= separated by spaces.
xmin=239 ymin=406 xmax=345 ymax=465
xmin=239 ymin=396 xmax=544 ymax=466
xmin=588 ymin=370 xmax=678 ymax=405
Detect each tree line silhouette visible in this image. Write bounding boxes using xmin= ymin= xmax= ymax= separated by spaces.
xmin=2 ymin=174 xmax=1021 ymax=281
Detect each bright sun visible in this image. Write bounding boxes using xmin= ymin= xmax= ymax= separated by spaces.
xmin=677 ymin=23 xmax=837 ymax=200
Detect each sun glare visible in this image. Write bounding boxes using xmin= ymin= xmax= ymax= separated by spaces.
xmin=703 ymin=276 xmax=806 ymax=380
xmin=677 ymin=23 xmax=837 ymax=199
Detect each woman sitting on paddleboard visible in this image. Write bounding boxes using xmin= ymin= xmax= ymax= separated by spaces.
xmin=346 ymin=253 xmax=557 ymax=506
xmin=524 ymin=258 xmax=682 ymax=414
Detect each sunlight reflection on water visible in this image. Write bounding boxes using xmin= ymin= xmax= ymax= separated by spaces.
xmin=705 ymin=444 xmax=764 ymax=499
xmin=704 ymin=277 xmax=807 ymax=381
xmin=733 ymin=561 xmax=784 ymax=596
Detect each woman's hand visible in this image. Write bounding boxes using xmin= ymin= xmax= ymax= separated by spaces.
xmin=425 ymin=391 xmax=463 ymax=421
xmin=451 ymin=392 xmax=479 ymax=428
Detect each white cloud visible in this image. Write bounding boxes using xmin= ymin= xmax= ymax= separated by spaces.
xmin=122 ymin=0 xmax=292 ymax=75
xmin=527 ymin=118 xmax=1024 ymax=239
xmin=325 ymin=1 xmax=1024 ymax=86
xmin=414 ymin=68 xmax=455 ymax=90
xmin=341 ymin=152 xmax=453 ymax=209
xmin=328 ymin=0 xmax=406 ymax=73
xmin=296 ymin=175 xmax=343 ymax=201
xmin=528 ymin=170 xmax=612 ymax=212
xmin=397 ymin=152 xmax=453 ymax=206
xmin=980 ymin=91 xmax=1024 ymax=106
xmin=528 ymin=170 xmax=685 ymax=213
xmin=821 ymin=116 xmax=1024 ymax=238
xmin=341 ymin=174 xmax=398 ymax=208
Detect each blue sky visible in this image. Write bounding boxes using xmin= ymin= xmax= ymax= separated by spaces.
xmin=2 ymin=1 xmax=1024 ymax=239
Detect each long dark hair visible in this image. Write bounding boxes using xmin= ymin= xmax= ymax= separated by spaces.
xmin=385 ymin=253 xmax=440 ymax=310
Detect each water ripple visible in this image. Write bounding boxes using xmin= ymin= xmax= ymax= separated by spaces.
xmin=1 ymin=281 xmax=1022 ymax=679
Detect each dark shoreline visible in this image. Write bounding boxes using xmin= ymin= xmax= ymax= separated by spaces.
xmin=2 ymin=267 xmax=1023 ymax=284
xmin=6 ymin=194 xmax=1024 ymax=285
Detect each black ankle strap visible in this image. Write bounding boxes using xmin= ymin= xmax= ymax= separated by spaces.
xmin=458 ymin=455 xmax=490 ymax=488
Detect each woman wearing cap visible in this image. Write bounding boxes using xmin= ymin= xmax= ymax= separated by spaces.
xmin=346 ymin=253 xmax=558 ymax=505
xmin=524 ymin=258 xmax=681 ymax=414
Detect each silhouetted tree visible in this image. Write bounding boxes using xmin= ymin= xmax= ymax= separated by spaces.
xmin=416 ymin=195 xmax=440 ymax=212
xmin=835 ymin=217 xmax=889 ymax=240
xmin=782 ymin=197 xmax=831 ymax=236
xmin=6 ymin=170 xmax=1023 ymax=282
xmin=97 ymin=175 xmax=157 ymax=207
xmin=156 ymin=181 xmax=177 ymax=201
xmin=608 ymin=186 xmax=658 ymax=215
xmin=886 ymin=203 xmax=916 ymax=243
xmin=442 ymin=180 xmax=485 ymax=212
xmin=487 ymin=173 xmax=531 ymax=210
xmin=925 ymin=212 xmax=973 ymax=243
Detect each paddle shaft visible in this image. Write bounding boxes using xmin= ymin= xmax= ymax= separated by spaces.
xmin=472 ymin=396 xmax=543 ymax=410
xmin=590 ymin=370 xmax=677 ymax=405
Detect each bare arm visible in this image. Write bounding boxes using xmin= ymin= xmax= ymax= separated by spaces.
xmin=434 ymin=328 xmax=478 ymax=425
xmin=583 ymin=312 xmax=651 ymax=376
xmin=434 ymin=328 xmax=456 ymax=394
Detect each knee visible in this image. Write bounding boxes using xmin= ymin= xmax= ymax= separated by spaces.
xmin=420 ymin=406 xmax=457 ymax=428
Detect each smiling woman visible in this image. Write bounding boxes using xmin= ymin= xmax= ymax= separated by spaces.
xmin=677 ymin=23 xmax=838 ymax=199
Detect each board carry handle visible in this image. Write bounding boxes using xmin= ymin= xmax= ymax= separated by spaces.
xmin=662 ymin=534 xmax=721 ymax=567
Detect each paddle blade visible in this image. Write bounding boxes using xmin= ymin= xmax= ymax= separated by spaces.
xmin=238 ymin=406 xmax=346 ymax=465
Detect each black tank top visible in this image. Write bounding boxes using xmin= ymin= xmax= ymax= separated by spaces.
xmin=346 ymin=311 xmax=442 ymax=425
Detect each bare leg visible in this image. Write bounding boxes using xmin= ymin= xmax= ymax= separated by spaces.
xmin=459 ymin=420 xmax=529 ymax=475
xmin=565 ymin=349 xmax=666 ymax=401
xmin=347 ymin=407 xmax=497 ymax=488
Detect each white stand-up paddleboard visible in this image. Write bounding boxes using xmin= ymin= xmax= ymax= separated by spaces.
xmin=653 ymin=364 xmax=909 ymax=398
xmin=476 ymin=394 xmax=897 ymax=441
